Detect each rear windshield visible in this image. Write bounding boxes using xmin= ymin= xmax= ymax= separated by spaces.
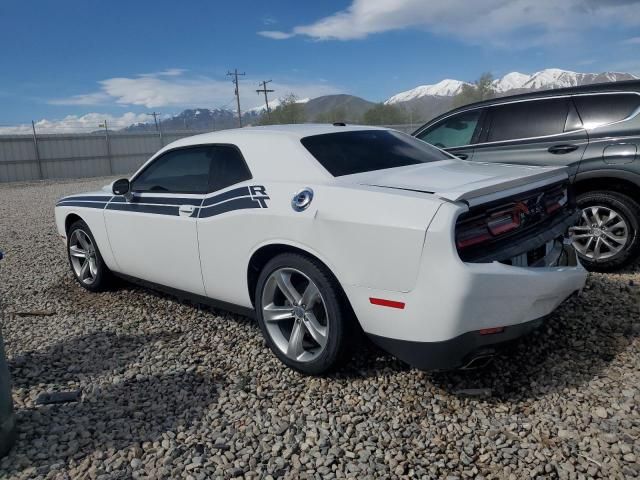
xmin=301 ymin=130 xmax=449 ymax=177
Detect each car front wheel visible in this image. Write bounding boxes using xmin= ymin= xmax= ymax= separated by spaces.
xmin=255 ymin=253 xmax=351 ymax=375
xmin=67 ymin=219 xmax=112 ymax=291
xmin=572 ymin=191 xmax=640 ymax=272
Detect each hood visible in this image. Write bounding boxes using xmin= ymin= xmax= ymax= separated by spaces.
xmin=343 ymin=159 xmax=568 ymax=204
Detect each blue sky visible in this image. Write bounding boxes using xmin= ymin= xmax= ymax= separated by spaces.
xmin=1 ymin=0 xmax=640 ymax=129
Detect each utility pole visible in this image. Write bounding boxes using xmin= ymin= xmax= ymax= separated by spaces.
xmin=98 ymin=120 xmax=113 ymax=175
xmin=256 ymin=80 xmax=275 ymax=121
xmin=227 ymin=69 xmax=246 ymax=127
xmin=148 ymin=112 xmax=163 ymax=146
xmin=31 ymin=120 xmax=43 ymax=180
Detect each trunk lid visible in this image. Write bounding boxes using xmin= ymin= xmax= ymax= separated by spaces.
xmin=344 ymin=159 xmax=568 ymax=204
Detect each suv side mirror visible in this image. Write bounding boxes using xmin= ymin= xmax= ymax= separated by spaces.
xmin=112 ymin=178 xmax=131 ymax=197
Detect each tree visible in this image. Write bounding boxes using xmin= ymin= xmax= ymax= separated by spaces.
xmin=452 ymin=72 xmax=495 ymax=108
xmin=362 ymin=103 xmax=407 ymax=125
xmin=258 ymin=93 xmax=306 ymax=125
xmin=314 ymin=107 xmax=348 ymax=124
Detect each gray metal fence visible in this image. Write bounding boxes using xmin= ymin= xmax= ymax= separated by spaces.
xmin=0 ymin=124 xmax=416 ymax=183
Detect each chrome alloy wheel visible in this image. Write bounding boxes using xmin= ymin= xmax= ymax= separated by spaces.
xmin=260 ymin=268 xmax=329 ymax=362
xmin=571 ymin=206 xmax=629 ymax=260
xmin=69 ymin=229 xmax=98 ymax=285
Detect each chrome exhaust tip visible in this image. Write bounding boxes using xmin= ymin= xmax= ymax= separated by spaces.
xmin=461 ymin=352 xmax=495 ymax=370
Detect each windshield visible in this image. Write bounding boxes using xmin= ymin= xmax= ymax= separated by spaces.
xmin=301 ymin=130 xmax=450 ymax=177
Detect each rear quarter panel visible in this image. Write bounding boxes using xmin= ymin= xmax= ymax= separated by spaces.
xmin=196 ymin=182 xmax=442 ymax=308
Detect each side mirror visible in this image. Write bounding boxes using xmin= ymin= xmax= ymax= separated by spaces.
xmin=112 ymin=178 xmax=131 ymax=199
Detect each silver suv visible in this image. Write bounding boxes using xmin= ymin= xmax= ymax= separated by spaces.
xmin=414 ymin=81 xmax=640 ymax=271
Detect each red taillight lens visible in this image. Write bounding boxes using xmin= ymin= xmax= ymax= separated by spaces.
xmin=456 ymin=222 xmax=492 ymax=248
xmin=486 ymin=209 xmax=522 ymax=236
xmin=456 ymin=208 xmax=522 ymax=249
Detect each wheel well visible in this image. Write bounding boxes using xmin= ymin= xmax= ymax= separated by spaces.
xmin=247 ymin=244 xmax=343 ymax=308
xmin=574 ymin=177 xmax=640 ymax=202
xmin=64 ymin=213 xmax=82 ymax=234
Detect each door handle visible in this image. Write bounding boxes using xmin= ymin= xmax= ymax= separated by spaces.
xmin=178 ymin=205 xmax=196 ymax=217
xmin=548 ymin=144 xmax=579 ymax=154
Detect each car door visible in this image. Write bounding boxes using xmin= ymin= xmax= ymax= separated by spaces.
xmin=472 ymin=97 xmax=588 ymax=177
xmin=414 ymin=109 xmax=484 ymax=160
xmin=104 ymin=146 xmax=213 ymax=295
xmin=573 ymin=92 xmax=640 ymax=179
xmin=196 ymin=144 xmax=261 ymax=305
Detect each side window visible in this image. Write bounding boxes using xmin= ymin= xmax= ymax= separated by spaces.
xmin=133 ymin=147 xmax=212 ymax=194
xmin=487 ymin=98 xmax=568 ymax=142
xmin=573 ymin=93 xmax=640 ymax=129
xmin=208 ymin=145 xmax=252 ymax=192
xmin=417 ymin=110 xmax=481 ymax=148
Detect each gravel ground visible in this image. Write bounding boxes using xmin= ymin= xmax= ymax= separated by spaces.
xmin=0 ymin=177 xmax=638 ymax=480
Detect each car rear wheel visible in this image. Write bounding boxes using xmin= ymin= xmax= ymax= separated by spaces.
xmin=67 ymin=220 xmax=112 ymax=291
xmin=572 ymin=191 xmax=640 ymax=272
xmin=255 ymin=253 xmax=351 ymax=375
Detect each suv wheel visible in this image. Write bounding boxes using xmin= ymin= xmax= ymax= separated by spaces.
xmin=572 ymin=191 xmax=640 ymax=272
xmin=255 ymin=253 xmax=351 ymax=375
xmin=67 ymin=220 xmax=112 ymax=291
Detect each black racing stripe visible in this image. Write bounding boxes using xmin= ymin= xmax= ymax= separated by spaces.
xmin=59 ymin=195 xmax=113 ymax=202
xmin=201 ymin=186 xmax=250 ymax=207
xmin=110 ymin=195 xmax=203 ymax=206
xmin=198 ymin=197 xmax=260 ymax=218
xmin=56 ymin=201 xmax=107 ymax=209
xmin=106 ymin=203 xmax=181 ymax=216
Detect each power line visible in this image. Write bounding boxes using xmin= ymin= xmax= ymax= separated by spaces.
xmin=227 ymin=69 xmax=246 ymax=127
xmin=256 ymin=80 xmax=275 ymax=121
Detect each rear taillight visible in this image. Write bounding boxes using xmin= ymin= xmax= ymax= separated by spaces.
xmin=456 ymin=221 xmax=492 ymax=249
xmin=455 ymin=183 xmax=569 ymax=251
xmin=486 ymin=207 xmax=523 ymax=236
xmin=544 ymin=187 xmax=568 ymax=214
xmin=456 ymin=207 xmax=523 ymax=249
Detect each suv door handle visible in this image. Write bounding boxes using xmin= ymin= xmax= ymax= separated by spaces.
xmin=548 ymin=144 xmax=579 ymax=154
xmin=178 ymin=205 xmax=196 ymax=217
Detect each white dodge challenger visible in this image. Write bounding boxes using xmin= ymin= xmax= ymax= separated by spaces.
xmin=55 ymin=125 xmax=587 ymax=374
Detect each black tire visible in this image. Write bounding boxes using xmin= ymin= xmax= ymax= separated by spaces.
xmin=67 ymin=219 xmax=112 ymax=291
xmin=574 ymin=191 xmax=640 ymax=272
xmin=254 ymin=253 xmax=352 ymax=375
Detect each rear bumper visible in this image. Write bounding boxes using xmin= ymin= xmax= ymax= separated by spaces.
xmin=368 ymin=313 xmax=548 ymax=371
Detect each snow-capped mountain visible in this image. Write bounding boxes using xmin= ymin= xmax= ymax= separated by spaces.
xmin=385 ymin=79 xmax=470 ymax=104
xmin=387 ymin=69 xmax=638 ymax=103
xmin=492 ymin=72 xmax=531 ymax=93
xmin=518 ymin=69 xmax=637 ymax=91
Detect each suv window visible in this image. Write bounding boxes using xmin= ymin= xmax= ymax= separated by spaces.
xmin=487 ymin=98 xmax=569 ymax=142
xmin=417 ymin=110 xmax=481 ymax=148
xmin=209 ymin=145 xmax=252 ymax=192
xmin=133 ymin=146 xmax=213 ymax=194
xmin=301 ymin=130 xmax=449 ymax=177
xmin=573 ymin=93 xmax=640 ymax=128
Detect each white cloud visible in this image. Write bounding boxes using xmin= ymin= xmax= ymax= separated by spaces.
xmin=48 ymin=92 xmax=111 ymax=106
xmin=622 ymin=36 xmax=640 ymax=45
xmin=0 ymin=112 xmax=151 ymax=135
xmin=259 ymin=0 xmax=640 ymax=45
xmin=49 ymin=70 xmax=342 ymax=110
xmin=257 ymin=30 xmax=295 ymax=40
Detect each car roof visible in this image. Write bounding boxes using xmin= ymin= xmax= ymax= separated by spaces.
xmin=421 ymin=79 xmax=640 ymax=128
xmin=167 ymin=123 xmax=389 ymax=148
